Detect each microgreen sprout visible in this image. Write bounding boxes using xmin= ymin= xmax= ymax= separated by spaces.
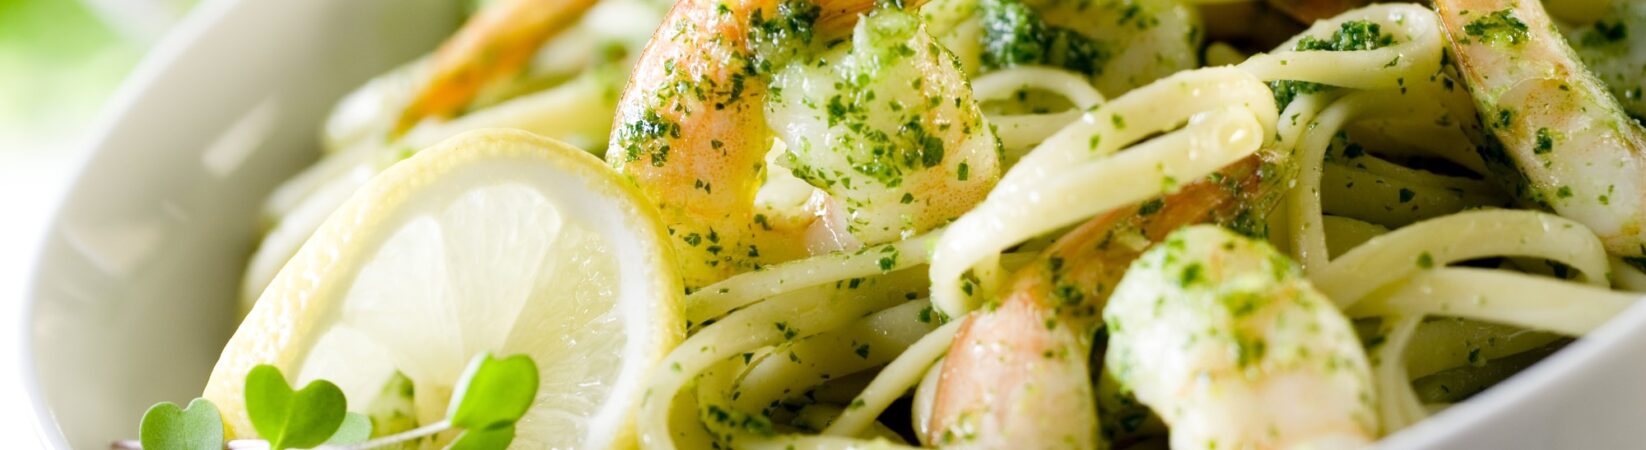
xmin=125 ymin=353 xmax=539 ymax=450
xmin=138 ymin=399 xmax=223 ymax=450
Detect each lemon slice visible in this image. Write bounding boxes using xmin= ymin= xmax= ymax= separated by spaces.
xmin=204 ymin=129 xmax=683 ymax=448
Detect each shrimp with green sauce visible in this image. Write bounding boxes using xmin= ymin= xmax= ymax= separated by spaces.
xmin=1104 ymin=225 xmax=1376 ymax=450
xmin=927 ymin=158 xmax=1268 ymax=449
xmin=607 ymin=0 xmax=1001 ymax=288
xmin=1436 ymin=0 xmax=1646 ymax=261
xmin=923 ymin=0 xmax=1201 ymax=97
xmin=394 ymin=0 xmax=603 ymax=132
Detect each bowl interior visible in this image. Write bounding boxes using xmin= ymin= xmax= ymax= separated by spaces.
xmin=25 ymin=0 xmax=458 ymax=447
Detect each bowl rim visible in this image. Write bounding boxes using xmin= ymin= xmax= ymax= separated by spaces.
xmin=19 ymin=0 xmax=243 ymax=446
xmin=21 ymin=0 xmax=1646 ymax=447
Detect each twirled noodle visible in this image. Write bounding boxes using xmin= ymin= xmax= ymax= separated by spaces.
xmin=1333 ymin=152 xmax=1496 ymax=196
xmin=1372 ymin=316 xmax=1428 ymax=433
xmin=640 ymin=268 xmax=926 ymax=450
xmin=1401 ymin=319 xmax=1560 ymax=382
xmin=1350 ymin=269 xmax=1637 ymax=335
xmin=1283 ymin=88 xmax=1461 ymax=271
xmin=930 ymin=67 xmax=1277 ymax=316
xmin=1322 ymin=215 xmax=1389 ymax=257
xmin=1238 ymin=4 xmax=1443 ymax=90
xmin=1311 ymin=209 xmax=1612 ymax=309
xmin=688 ymin=233 xmax=940 ymax=327
xmin=1319 ymin=162 xmax=1505 ymax=228
xmin=1347 ymin=120 xmax=1488 ymax=174
xmin=731 ymin=301 xmax=938 ymax=417
xmin=1351 ymin=268 xmax=1637 ymax=434
xmin=972 ymin=66 xmax=1106 ymax=156
xmin=822 ymin=321 xmax=961 ymax=437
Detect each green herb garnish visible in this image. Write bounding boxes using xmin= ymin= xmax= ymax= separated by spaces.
xmin=133 ymin=353 xmax=539 ymax=450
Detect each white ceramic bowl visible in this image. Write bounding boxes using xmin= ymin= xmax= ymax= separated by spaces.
xmin=21 ymin=0 xmax=457 ymax=447
xmin=22 ymin=0 xmax=1646 ymax=448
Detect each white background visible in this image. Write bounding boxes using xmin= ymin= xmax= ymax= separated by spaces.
xmin=3 ymin=99 xmax=83 ymax=449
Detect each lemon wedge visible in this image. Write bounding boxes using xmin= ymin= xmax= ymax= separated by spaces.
xmin=204 ymin=129 xmax=683 ymax=448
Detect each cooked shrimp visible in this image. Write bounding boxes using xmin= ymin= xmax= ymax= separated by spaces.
xmin=923 ymin=0 xmax=1200 ymax=96
xmin=1104 ymin=225 xmax=1377 ymax=450
xmin=928 ymin=158 xmax=1268 ymax=449
xmin=1436 ymin=0 xmax=1646 ymax=259
xmin=394 ymin=0 xmax=601 ymax=132
xmin=607 ymin=0 xmax=999 ymax=287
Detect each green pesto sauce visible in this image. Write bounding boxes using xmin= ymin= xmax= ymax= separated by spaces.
xmin=1534 ymin=127 xmax=1555 ymax=154
xmin=786 ymin=9 xmax=974 ymax=192
xmin=614 ymin=0 xmax=829 ymax=172
xmin=1463 ymin=9 xmax=1529 ymax=47
xmin=701 ymin=403 xmax=776 ymax=438
xmin=747 ymin=0 xmax=822 ymax=68
xmin=1137 ymin=198 xmax=1165 ymax=216
xmin=1494 ymin=108 xmax=1514 ymax=129
xmin=1269 ymin=20 xmax=1397 ymax=109
xmin=614 ymin=108 xmax=681 ymax=166
xmin=978 ymin=0 xmax=1109 ymax=75
xmin=1294 ymin=20 xmax=1394 ymax=51
xmin=877 ymin=245 xmax=900 ymax=272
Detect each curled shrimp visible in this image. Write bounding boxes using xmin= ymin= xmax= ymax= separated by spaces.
xmin=917 ymin=65 xmax=1277 ymax=450
xmin=1104 ymin=225 xmax=1377 ymax=450
xmin=394 ymin=0 xmax=602 ymax=132
xmin=927 ymin=158 xmax=1267 ymax=449
xmin=922 ymin=0 xmax=1200 ymax=96
xmin=607 ymin=0 xmax=1000 ymax=287
xmin=1435 ymin=0 xmax=1646 ymax=259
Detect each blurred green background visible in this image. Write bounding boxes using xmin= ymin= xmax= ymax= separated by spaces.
xmin=1 ymin=0 xmax=191 ymax=155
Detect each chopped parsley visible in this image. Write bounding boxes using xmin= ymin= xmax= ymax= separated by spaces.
xmin=614 ymin=108 xmax=682 ymax=166
xmin=1534 ymin=128 xmax=1554 ymax=154
xmin=1293 ymin=20 xmax=1394 ymax=52
xmin=1269 ymin=20 xmax=1396 ymax=109
xmin=978 ymin=0 xmax=1109 ymax=75
xmin=1463 ymin=9 xmax=1529 ymax=47
xmin=746 ymin=0 xmax=822 ymax=67
xmin=1495 ymin=108 xmax=1514 ymax=129
xmin=1179 ymin=262 xmax=1204 ymax=287
xmin=1138 ymin=198 xmax=1165 ymax=215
